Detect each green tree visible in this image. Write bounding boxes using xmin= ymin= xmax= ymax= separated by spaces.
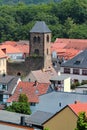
xmin=6 ymin=93 xmax=31 ymax=115
xmin=75 ymin=112 xmax=87 ymax=130
xmin=19 ymin=93 xmax=28 ymax=103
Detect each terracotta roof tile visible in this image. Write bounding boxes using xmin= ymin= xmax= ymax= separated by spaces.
xmin=2 ymin=41 xmax=17 ymax=46
xmin=15 ymin=44 xmax=29 ymax=54
xmin=69 ymin=102 xmax=87 ymax=116
xmin=7 ymin=81 xmax=49 ymax=103
xmin=0 ymin=45 xmax=22 ymax=54
xmin=51 ymin=38 xmax=87 ymax=59
xmin=2 ymin=41 xmax=29 ymax=54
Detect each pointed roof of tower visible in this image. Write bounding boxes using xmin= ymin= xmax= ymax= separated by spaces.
xmin=30 ymin=21 xmax=51 ymax=33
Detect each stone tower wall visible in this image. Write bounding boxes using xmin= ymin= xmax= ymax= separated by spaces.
xmin=30 ymin=31 xmax=52 ymax=70
xmin=30 ymin=33 xmax=44 ymax=56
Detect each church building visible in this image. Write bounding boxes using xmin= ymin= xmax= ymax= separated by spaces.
xmin=29 ymin=21 xmax=52 ymax=71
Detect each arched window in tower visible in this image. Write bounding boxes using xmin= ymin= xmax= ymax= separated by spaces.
xmin=38 ymin=36 xmax=40 ymax=43
xmin=33 ymin=36 xmax=37 ymax=43
xmin=47 ymin=35 xmax=49 ymax=42
xmin=47 ymin=48 xmax=49 ymax=55
xmin=34 ymin=49 xmax=39 ymax=55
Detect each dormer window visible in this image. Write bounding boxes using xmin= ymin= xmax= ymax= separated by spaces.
xmin=19 ymin=87 xmax=22 ymax=93
xmin=74 ymin=57 xmax=83 ymax=65
xmin=74 ymin=60 xmax=80 ymax=65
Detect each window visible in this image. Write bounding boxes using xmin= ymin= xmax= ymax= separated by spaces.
xmin=82 ymin=69 xmax=87 ymax=75
xmin=0 ymin=94 xmax=3 ymax=102
xmin=47 ymin=35 xmax=49 ymax=42
xmin=74 ymin=60 xmax=80 ymax=65
xmin=64 ymin=68 xmax=70 ymax=74
xmin=38 ymin=36 xmax=40 ymax=43
xmin=30 ymin=103 xmax=36 ymax=106
xmin=33 ymin=36 xmax=37 ymax=43
xmin=34 ymin=49 xmax=39 ymax=55
xmin=74 ymin=57 xmax=83 ymax=65
xmin=2 ymin=84 xmax=6 ymax=90
xmin=58 ymin=81 xmax=61 ymax=85
xmin=47 ymin=49 xmax=48 ymax=55
xmin=73 ymin=68 xmax=79 ymax=74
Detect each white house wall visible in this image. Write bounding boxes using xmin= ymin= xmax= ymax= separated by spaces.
xmin=61 ymin=67 xmax=87 ymax=83
xmin=64 ymin=78 xmax=71 ymax=92
xmin=3 ymin=94 xmax=9 ymax=103
xmin=8 ymin=53 xmax=23 ymax=60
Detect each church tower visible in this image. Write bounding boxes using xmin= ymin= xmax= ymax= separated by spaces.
xmin=29 ymin=21 xmax=52 ymax=70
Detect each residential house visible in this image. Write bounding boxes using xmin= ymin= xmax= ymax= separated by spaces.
xmin=51 ymin=38 xmax=87 ymax=60
xmin=7 ymin=81 xmax=50 ymax=113
xmin=50 ymin=72 xmax=71 ymax=92
xmin=42 ymin=102 xmax=87 ymax=130
xmin=0 ymin=44 xmax=24 ymax=61
xmin=61 ymin=50 xmax=87 ymax=84
xmin=0 ymin=48 xmax=7 ymax=74
xmin=24 ymin=69 xmax=56 ymax=83
xmin=0 ymin=110 xmax=35 ymax=130
xmin=25 ymin=110 xmax=53 ymax=129
xmin=16 ymin=40 xmax=29 ymax=58
xmin=36 ymin=91 xmax=87 ymax=113
xmin=2 ymin=40 xmax=29 ymax=58
xmin=0 ymin=75 xmax=21 ymax=104
xmin=22 ymin=102 xmax=87 ymax=130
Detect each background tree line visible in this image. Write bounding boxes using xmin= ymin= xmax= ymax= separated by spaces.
xmin=0 ymin=0 xmax=61 ymax=5
xmin=0 ymin=0 xmax=87 ymax=42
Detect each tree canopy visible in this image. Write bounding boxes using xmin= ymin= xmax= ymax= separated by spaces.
xmin=75 ymin=112 xmax=87 ymax=130
xmin=0 ymin=0 xmax=87 ymax=42
xmin=6 ymin=93 xmax=31 ymax=115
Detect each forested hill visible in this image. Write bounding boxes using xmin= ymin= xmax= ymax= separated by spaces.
xmin=0 ymin=0 xmax=61 ymax=5
xmin=0 ymin=0 xmax=87 ymax=43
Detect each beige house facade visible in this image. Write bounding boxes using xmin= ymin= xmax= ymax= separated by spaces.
xmin=0 ymin=49 xmax=7 ymax=75
xmin=43 ymin=106 xmax=77 ymax=130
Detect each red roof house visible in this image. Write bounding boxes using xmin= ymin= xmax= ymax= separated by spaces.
xmin=69 ymin=102 xmax=87 ymax=116
xmin=2 ymin=40 xmax=29 ymax=58
xmin=51 ymin=38 xmax=87 ymax=60
xmin=7 ymin=81 xmax=50 ymax=104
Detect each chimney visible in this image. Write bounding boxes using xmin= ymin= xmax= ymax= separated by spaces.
xmin=20 ymin=116 xmax=25 ymax=126
xmin=33 ymin=80 xmax=38 ymax=87
xmin=74 ymin=101 xmax=77 ymax=104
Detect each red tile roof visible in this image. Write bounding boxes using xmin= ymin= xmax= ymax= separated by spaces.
xmin=2 ymin=41 xmax=29 ymax=54
xmin=34 ymin=82 xmax=50 ymax=95
xmin=7 ymin=81 xmax=49 ymax=103
xmin=14 ymin=44 xmax=29 ymax=54
xmin=2 ymin=41 xmax=17 ymax=46
xmin=0 ymin=45 xmax=22 ymax=54
xmin=51 ymin=38 xmax=87 ymax=60
xmin=69 ymin=102 xmax=87 ymax=116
